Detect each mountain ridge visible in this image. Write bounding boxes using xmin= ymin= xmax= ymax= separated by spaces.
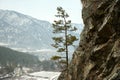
xmin=0 ymin=9 xmax=54 ymax=51
xmin=0 ymin=9 xmax=83 ymax=55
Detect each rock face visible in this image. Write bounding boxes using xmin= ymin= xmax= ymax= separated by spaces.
xmin=58 ymin=0 xmax=120 ymax=80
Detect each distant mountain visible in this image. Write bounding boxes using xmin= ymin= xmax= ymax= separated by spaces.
xmin=0 ymin=9 xmax=83 ymax=54
xmin=0 ymin=9 xmax=54 ymax=51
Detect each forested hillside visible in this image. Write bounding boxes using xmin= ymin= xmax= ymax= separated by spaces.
xmin=0 ymin=46 xmax=60 ymax=72
xmin=0 ymin=46 xmax=39 ymax=67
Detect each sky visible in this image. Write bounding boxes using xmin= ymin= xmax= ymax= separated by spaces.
xmin=0 ymin=0 xmax=83 ymax=23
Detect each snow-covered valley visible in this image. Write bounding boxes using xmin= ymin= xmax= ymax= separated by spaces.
xmin=2 ymin=71 xmax=61 ymax=80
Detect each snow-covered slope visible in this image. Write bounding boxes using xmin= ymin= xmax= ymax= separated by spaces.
xmin=0 ymin=9 xmax=53 ymax=51
xmin=0 ymin=9 xmax=83 ymax=55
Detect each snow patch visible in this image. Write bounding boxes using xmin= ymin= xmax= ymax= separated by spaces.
xmin=13 ymin=71 xmax=61 ymax=80
xmin=0 ymin=42 xmax=9 ymax=46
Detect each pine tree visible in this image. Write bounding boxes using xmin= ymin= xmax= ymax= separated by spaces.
xmin=51 ymin=7 xmax=78 ymax=71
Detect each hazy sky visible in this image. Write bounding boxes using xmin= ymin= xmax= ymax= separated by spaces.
xmin=0 ymin=0 xmax=83 ymax=23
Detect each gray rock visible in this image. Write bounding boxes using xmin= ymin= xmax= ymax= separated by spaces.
xmin=58 ymin=0 xmax=120 ymax=80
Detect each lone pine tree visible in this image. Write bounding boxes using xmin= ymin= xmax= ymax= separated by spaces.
xmin=51 ymin=7 xmax=78 ymax=71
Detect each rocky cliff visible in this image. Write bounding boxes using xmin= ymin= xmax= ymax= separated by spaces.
xmin=58 ymin=0 xmax=120 ymax=80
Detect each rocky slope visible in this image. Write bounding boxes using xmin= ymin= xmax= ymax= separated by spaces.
xmin=58 ymin=0 xmax=120 ymax=80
